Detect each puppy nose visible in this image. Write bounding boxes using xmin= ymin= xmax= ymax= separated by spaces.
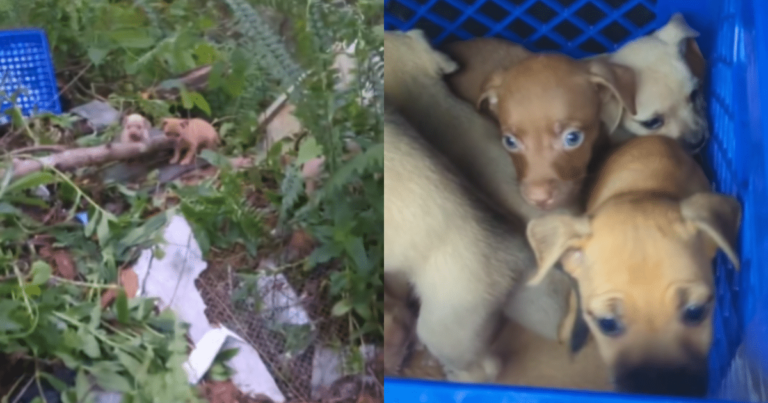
xmin=523 ymin=183 xmax=556 ymax=209
xmin=615 ymin=364 xmax=708 ymax=397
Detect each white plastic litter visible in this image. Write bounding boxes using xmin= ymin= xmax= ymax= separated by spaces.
xmin=133 ymin=214 xmax=286 ymax=402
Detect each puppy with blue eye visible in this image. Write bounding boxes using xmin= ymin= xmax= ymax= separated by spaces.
xmin=475 ymin=54 xmax=637 ymax=211
xmin=524 ymin=135 xmax=742 ymax=397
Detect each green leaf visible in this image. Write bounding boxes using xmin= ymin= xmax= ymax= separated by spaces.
xmin=190 ymin=92 xmax=211 ymax=115
xmin=89 ymin=301 xmax=101 ymax=330
xmin=296 ymin=136 xmax=323 ymax=166
xmin=343 ymin=236 xmax=370 ymax=274
xmin=199 ymin=150 xmax=230 ymax=169
xmin=179 ymin=87 xmax=193 ymax=110
xmin=6 ymin=171 xmax=55 ymax=194
xmin=215 ymin=348 xmax=240 ymax=362
xmin=30 ymin=260 xmax=52 ymax=285
xmin=96 ymin=214 xmax=111 ymax=244
xmin=39 ymin=372 xmax=68 ymax=392
xmin=116 ymin=350 xmax=143 ymax=378
xmin=87 ymin=47 xmax=110 ymax=65
xmin=193 ymin=43 xmax=217 ymax=64
xmin=308 ymin=242 xmax=342 ymax=266
xmin=84 ymin=210 xmax=100 ymax=237
xmin=91 ymin=367 xmax=133 ymax=393
xmin=109 ymin=29 xmax=155 ymax=49
xmin=331 ymin=299 xmax=352 ymax=316
xmin=0 ymin=299 xmax=23 ymax=332
xmin=76 ymin=369 xmax=90 ymax=402
xmin=116 ymin=288 xmax=129 ymax=324
xmin=81 ymin=333 xmax=101 ymax=359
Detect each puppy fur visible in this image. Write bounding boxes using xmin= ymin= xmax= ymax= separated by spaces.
xmin=396 ymin=316 xmax=610 ymax=391
xmin=442 ymin=38 xmax=532 ymax=105
xmin=161 ymin=118 xmax=220 ymax=165
xmin=599 ymin=13 xmax=709 ymax=153
xmin=384 ymin=29 xmax=579 ymax=220
xmin=385 ymin=108 xmax=536 ymax=383
xmin=477 ymin=53 xmax=637 ymax=212
xmin=439 ymin=36 xmax=637 ymax=211
xmin=526 ymin=135 xmax=742 ymax=397
xmin=120 ymin=113 xmax=151 ymax=144
xmin=383 ymin=272 xmax=417 ymax=375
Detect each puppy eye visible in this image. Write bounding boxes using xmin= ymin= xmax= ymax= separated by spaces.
xmin=640 ymin=115 xmax=665 ymax=130
xmin=502 ymin=134 xmax=520 ymax=152
xmin=596 ymin=317 xmax=624 ymax=337
xmin=562 ymin=130 xmax=584 ymax=149
xmin=682 ymin=304 xmax=708 ymax=326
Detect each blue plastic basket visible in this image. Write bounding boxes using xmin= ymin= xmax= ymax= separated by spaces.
xmin=0 ymin=28 xmax=61 ymax=126
xmin=384 ymin=0 xmax=768 ymax=401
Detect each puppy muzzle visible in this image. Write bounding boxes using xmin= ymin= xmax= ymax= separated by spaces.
xmin=615 ymin=363 xmax=708 ymax=397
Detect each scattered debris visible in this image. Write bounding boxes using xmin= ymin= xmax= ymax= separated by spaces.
xmin=311 ymin=345 xmax=377 ymax=401
xmin=132 ymin=214 xmax=286 ymax=402
xmin=69 ymin=100 xmax=121 ymax=134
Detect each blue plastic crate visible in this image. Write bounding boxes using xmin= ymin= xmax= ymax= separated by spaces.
xmin=0 ymin=28 xmax=61 ymax=126
xmin=384 ymin=0 xmax=768 ymax=401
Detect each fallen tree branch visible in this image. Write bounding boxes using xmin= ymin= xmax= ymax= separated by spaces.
xmin=5 ymin=136 xmax=175 ymax=180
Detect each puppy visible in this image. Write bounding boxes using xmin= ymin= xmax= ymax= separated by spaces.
xmin=385 ymin=29 xmax=577 ymax=221
xmin=161 ymin=118 xmax=220 ymax=165
xmin=385 ymin=108 xmax=536 ymax=383
xmin=120 ymin=113 xmax=151 ymax=143
xmin=526 ymin=135 xmax=742 ymax=397
xmin=597 ymin=13 xmax=708 ymax=153
xmin=441 ymin=37 xmax=532 ymax=105
xmin=383 ymin=272 xmax=417 ymax=375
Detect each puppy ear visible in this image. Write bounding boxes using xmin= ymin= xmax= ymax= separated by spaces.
xmin=405 ymin=29 xmax=459 ymax=76
xmin=653 ymin=13 xmax=700 ymax=46
xmin=587 ymin=61 xmax=637 ymax=133
xmin=180 ymin=120 xmax=189 ymax=129
xmin=680 ymin=193 xmax=742 ymax=269
xmin=504 ymin=269 xmax=587 ymax=353
xmin=477 ymin=71 xmax=503 ymax=116
xmin=526 ymin=214 xmax=591 ymax=286
xmin=654 ymin=13 xmax=706 ymax=81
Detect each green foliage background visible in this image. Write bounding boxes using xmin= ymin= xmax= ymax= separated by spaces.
xmin=0 ymin=0 xmax=383 ymax=400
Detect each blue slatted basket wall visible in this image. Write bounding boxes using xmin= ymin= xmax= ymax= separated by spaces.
xmin=0 ymin=28 xmax=61 ymax=126
xmin=384 ymin=0 xmax=768 ymax=401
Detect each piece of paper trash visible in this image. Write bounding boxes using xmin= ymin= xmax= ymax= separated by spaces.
xmin=183 ymin=326 xmax=245 ymax=384
xmin=132 ymin=214 xmax=286 ymax=402
xmin=257 ymin=260 xmax=310 ymax=326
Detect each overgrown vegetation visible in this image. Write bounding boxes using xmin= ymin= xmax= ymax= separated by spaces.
xmin=0 ymin=0 xmax=383 ymax=400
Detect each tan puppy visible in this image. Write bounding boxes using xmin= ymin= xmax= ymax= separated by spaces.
xmin=476 ymin=54 xmax=636 ymax=211
xmin=385 ymin=108 xmax=537 ymax=383
xmin=161 ymin=118 xmax=220 ymax=165
xmin=120 ymin=113 xmax=151 ymax=143
xmin=526 ymin=135 xmax=742 ymax=396
xmin=600 ymin=13 xmax=709 ymax=153
xmin=397 ymin=316 xmax=610 ymax=391
xmin=385 ymin=29 xmax=577 ymax=220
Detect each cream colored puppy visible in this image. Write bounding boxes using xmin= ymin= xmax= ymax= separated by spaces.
xmin=385 ymin=108 xmax=535 ymax=383
xmin=598 ymin=13 xmax=709 ymax=153
xmin=526 ymin=135 xmax=741 ymax=397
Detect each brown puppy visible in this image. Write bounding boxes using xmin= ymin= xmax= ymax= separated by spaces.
xmin=477 ymin=54 xmax=636 ymax=211
xmin=385 ymin=29 xmax=581 ymax=220
xmin=161 ymin=118 xmax=220 ymax=165
xmin=526 ymin=135 xmax=742 ymax=397
xmin=442 ymin=38 xmax=532 ymax=105
xmin=120 ymin=113 xmax=151 ymax=143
